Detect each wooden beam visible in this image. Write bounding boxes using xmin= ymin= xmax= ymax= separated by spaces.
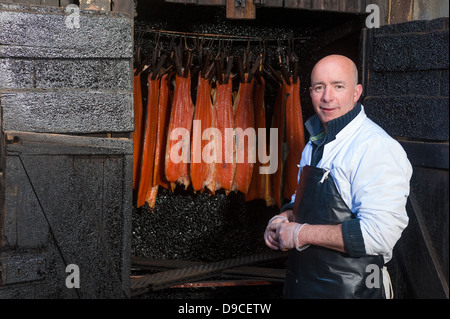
xmin=388 ymin=0 xmax=414 ymax=24
xmin=165 ymin=0 xmax=197 ymax=3
xmin=399 ymin=141 xmax=449 ymax=170
xmin=111 ymin=0 xmax=135 ymax=16
xmin=198 ymin=0 xmax=225 ymax=5
xmin=226 ymin=0 xmax=256 ymax=19
xmin=79 ymin=0 xmax=111 ymax=11
xmin=254 ymin=0 xmax=283 ymax=6
xmin=5 ymin=131 xmax=133 ymax=156
xmin=285 ymin=0 xmax=365 ymax=12
xmin=339 ymin=0 xmax=363 ymax=13
xmin=284 ymin=0 xmax=313 ymax=9
xmin=312 ymin=0 xmax=339 ymax=11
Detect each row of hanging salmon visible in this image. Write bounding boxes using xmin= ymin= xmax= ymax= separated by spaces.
xmin=133 ymin=62 xmax=305 ymax=211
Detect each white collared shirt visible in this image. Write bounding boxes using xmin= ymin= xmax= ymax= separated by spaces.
xmin=291 ymin=105 xmax=413 ymax=263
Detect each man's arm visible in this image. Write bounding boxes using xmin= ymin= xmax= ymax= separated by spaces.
xmin=275 ymin=209 xmax=346 ymax=253
xmin=296 ymin=223 xmax=346 ymax=253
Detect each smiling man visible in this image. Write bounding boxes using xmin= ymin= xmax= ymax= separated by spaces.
xmin=310 ymin=55 xmax=362 ymax=128
xmin=264 ymin=55 xmax=413 ymax=299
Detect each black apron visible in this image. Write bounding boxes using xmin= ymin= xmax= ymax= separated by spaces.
xmin=284 ymin=165 xmax=385 ymax=299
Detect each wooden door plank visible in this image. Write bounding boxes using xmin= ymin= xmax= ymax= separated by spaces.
xmin=5 ymin=131 xmax=132 ymax=156
xmin=198 ymin=0 xmax=225 ymax=5
xmin=284 ymin=0 xmax=312 ymax=9
xmin=399 ymin=141 xmax=449 ymax=170
xmin=1 ymin=149 xmax=131 ymax=297
xmin=397 ymin=193 xmax=449 ymax=298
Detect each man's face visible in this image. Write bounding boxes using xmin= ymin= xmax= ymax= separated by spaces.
xmin=309 ymin=56 xmax=363 ymax=129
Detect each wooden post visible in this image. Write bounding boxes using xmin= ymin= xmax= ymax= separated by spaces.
xmin=79 ymin=0 xmax=111 ymax=11
xmin=111 ymin=0 xmax=135 ymax=16
xmin=226 ymin=0 xmax=256 ymax=19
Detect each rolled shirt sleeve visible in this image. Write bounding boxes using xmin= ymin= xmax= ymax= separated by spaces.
xmin=349 ymin=133 xmax=412 ymax=261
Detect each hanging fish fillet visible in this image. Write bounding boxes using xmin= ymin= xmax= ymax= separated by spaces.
xmin=133 ymin=70 xmax=144 ymax=193
xmin=165 ymin=72 xmax=195 ymax=190
xmin=137 ymin=73 xmax=160 ymax=208
xmin=145 ymin=73 xmax=172 ymax=210
xmin=153 ymin=73 xmax=172 ymax=190
xmin=271 ymin=81 xmax=287 ymax=208
xmin=231 ymin=75 xmax=255 ymax=195
xmin=213 ymin=76 xmax=235 ymax=193
xmin=191 ymin=72 xmax=216 ymax=194
xmin=283 ymin=76 xmax=305 ymax=200
xmin=245 ymin=76 xmax=267 ymax=202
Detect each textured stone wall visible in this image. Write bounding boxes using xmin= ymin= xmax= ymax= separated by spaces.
xmin=0 ymin=3 xmax=133 ymax=298
xmin=364 ymin=17 xmax=449 ymax=141
xmin=0 ymin=2 xmax=133 ymax=134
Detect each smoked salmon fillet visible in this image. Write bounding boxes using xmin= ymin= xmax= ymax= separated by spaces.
xmin=231 ymin=76 xmax=255 ymax=195
xmin=245 ymin=76 xmax=267 ymax=202
xmin=133 ymin=71 xmax=144 ymax=193
xmin=191 ymin=73 xmax=216 ymax=194
xmin=165 ymin=73 xmax=195 ymax=190
xmin=137 ymin=73 xmax=160 ymax=208
xmin=283 ymin=76 xmax=305 ymax=200
xmin=145 ymin=73 xmax=172 ymax=210
xmin=153 ymin=73 xmax=172 ymax=190
xmin=271 ymin=81 xmax=287 ymax=208
xmin=213 ymin=76 xmax=235 ymax=193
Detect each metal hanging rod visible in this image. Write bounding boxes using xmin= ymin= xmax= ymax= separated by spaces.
xmin=136 ymin=27 xmax=311 ymax=43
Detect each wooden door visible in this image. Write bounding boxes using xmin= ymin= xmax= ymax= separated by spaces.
xmin=1 ymin=132 xmax=132 ymax=298
xmin=361 ymin=17 xmax=449 ymax=299
xmin=0 ymin=3 xmax=133 ymax=298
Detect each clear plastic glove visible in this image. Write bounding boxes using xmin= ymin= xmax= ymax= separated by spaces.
xmin=276 ymin=222 xmax=309 ymax=251
xmin=264 ymin=215 xmax=288 ymax=250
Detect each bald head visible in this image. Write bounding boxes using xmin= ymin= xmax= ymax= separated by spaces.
xmin=309 ymin=55 xmax=363 ymax=129
xmin=311 ymin=55 xmax=359 ymax=87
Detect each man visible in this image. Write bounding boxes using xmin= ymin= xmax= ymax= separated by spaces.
xmin=264 ymin=55 xmax=412 ymax=299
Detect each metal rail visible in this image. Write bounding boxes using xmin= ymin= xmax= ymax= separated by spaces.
xmin=130 ymin=252 xmax=287 ymax=296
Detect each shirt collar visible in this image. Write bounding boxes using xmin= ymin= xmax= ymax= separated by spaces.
xmin=306 ymin=102 xmax=362 ymax=145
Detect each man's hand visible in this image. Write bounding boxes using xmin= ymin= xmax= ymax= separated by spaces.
xmin=276 ymin=222 xmax=308 ymax=251
xmin=264 ymin=215 xmax=288 ymax=250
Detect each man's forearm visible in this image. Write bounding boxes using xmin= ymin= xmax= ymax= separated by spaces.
xmin=297 ymin=223 xmax=346 ymax=253
xmin=278 ymin=209 xmax=347 ymax=253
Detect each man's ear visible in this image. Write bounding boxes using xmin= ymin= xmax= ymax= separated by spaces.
xmin=354 ymin=84 xmax=363 ymax=102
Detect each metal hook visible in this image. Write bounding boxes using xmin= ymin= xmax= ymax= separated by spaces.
xmin=154 ymin=32 xmax=161 ymax=50
xmin=184 ymin=35 xmax=195 ymax=52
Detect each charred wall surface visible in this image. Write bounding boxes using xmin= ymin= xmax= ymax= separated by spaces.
xmin=0 ymin=2 xmax=133 ymax=298
xmin=362 ymin=17 xmax=449 ymax=299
